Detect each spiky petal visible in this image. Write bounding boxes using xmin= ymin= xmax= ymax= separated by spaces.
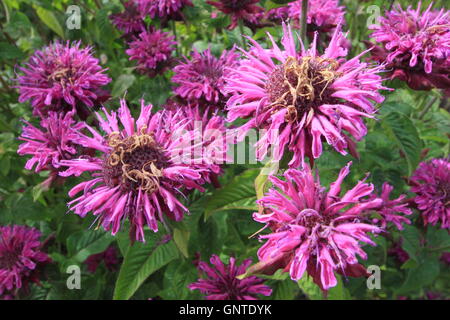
xmin=188 ymin=255 xmax=272 ymax=300
xmin=410 ymin=158 xmax=450 ymax=229
xmin=59 ymin=99 xmax=225 ymax=242
xmin=0 ymin=225 xmax=50 ymax=298
xmin=253 ymin=162 xmax=384 ymax=291
xmin=16 ymin=41 xmax=111 ymax=117
xmin=225 ymin=24 xmax=387 ymax=167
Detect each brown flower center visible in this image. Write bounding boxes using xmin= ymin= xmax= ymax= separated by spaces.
xmin=265 ymin=56 xmax=340 ymax=122
xmin=103 ymin=127 xmax=170 ymax=194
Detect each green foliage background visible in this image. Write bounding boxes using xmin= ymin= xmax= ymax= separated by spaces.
xmin=0 ymin=0 xmax=448 ymax=300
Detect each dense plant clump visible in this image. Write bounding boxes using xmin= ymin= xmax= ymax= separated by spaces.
xmin=0 ymin=0 xmax=448 ymax=301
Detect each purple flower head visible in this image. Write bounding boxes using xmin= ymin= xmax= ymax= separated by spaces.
xmin=18 ymin=111 xmax=84 ymax=173
xmin=59 ymin=99 xmax=224 ymax=242
xmin=253 ymin=162 xmax=383 ymax=291
xmin=288 ymin=0 xmax=345 ymax=32
xmin=370 ymin=183 xmax=412 ymax=231
xmin=16 ymin=41 xmax=111 ymax=118
xmin=226 ymin=24 xmax=387 ymax=167
xmin=410 ymin=158 xmax=450 ymax=229
xmin=137 ymin=0 xmax=193 ymax=19
xmin=126 ymin=28 xmax=176 ymax=77
xmin=188 ymin=255 xmax=272 ymax=300
xmin=165 ymin=103 xmax=229 ymax=182
xmin=84 ymin=246 xmax=120 ymax=273
xmin=369 ymin=3 xmax=450 ymax=92
xmin=172 ymin=48 xmax=239 ymax=109
xmin=207 ymin=0 xmax=264 ymax=30
xmin=0 ymin=225 xmax=50 ymax=297
xmin=110 ymin=1 xmax=145 ymax=35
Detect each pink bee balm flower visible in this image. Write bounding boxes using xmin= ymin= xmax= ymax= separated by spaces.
xmin=0 ymin=225 xmax=50 ymax=298
xmin=288 ymin=0 xmax=345 ymax=32
xmin=225 ymin=24 xmax=387 ymax=167
xmin=167 ymin=104 xmax=229 ymax=182
xmin=16 ymin=41 xmax=111 ymax=118
xmin=137 ymin=0 xmax=193 ymax=19
xmin=371 ymin=183 xmax=412 ymax=231
xmin=59 ymin=99 xmax=223 ymax=242
xmin=110 ymin=1 xmax=145 ymax=34
xmin=188 ymin=255 xmax=272 ymax=300
xmin=126 ymin=28 xmax=176 ymax=77
xmin=18 ymin=111 xmax=84 ymax=173
xmin=207 ymin=0 xmax=264 ymax=30
xmin=253 ymin=162 xmax=383 ymax=291
xmin=172 ymin=48 xmax=239 ymax=109
xmin=368 ymin=3 xmax=450 ymax=92
xmin=410 ymin=158 xmax=450 ymax=229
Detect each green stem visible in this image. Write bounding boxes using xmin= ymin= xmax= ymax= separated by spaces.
xmin=171 ymin=20 xmax=181 ymax=56
xmin=300 ymin=0 xmax=309 ymax=47
xmin=238 ymin=19 xmax=247 ymax=50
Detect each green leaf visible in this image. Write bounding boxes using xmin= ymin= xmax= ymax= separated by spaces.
xmin=204 ymin=169 xmax=259 ymax=220
xmin=273 ymin=280 xmax=298 ymax=300
xmin=298 ymin=276 xmax=323 ymax=300
xmin=159 ymin=260 xmax=199 ymax=300
xmin=66 ymin=230 xmax=114 ymax=263
xmin=397 ymin=258 xmax=440 ymax=295
xmin=255 ymin=160 xmax=278 ymax=200
xmin=173 ymin=228 xmax=190 ymax=258
xmin=327 ymin=275 xmax=351 ymax=300
xmin=401 ymin=225 xmax=422 ymax=262
xmin=113 ymin=234 xmax=179 ymax=300
xmin=426 ymin=227 xmax=450 ymax=252
xmin=34 ymin=6 xmax=65 ymax=38
xmin=0 ymin=42 xmax=25 ymax=59
xmin=111 ymin=74 xmax=136 ymax=98
xmin=381 ymin=110 xmax=422 ymax=174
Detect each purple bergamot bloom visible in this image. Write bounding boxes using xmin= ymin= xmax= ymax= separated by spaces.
xmin=126 ymin=28 xmax=176 ymax=77
xmin=0 ymin=225 xmax=50 ymax=298
xmin=59 ymin=99 xmax=225 ymax=242
xmin=225 ymin=24 xmax=387 ymax=167
xmin=252 ymin=162 xmax=388 ymax=291
xmin=110 ymin=1 xmax=145 ymax=35
xmin=137 ymin=0 xmax=193 ymax=19
xmin=85 ymin=246 xmax=120 ymax=273
xmin=368 ymin=2 xmax=450 ymax=93
xmin=172 ymin=48 xmax=239 ymax=109
xmin=207 ymin=0 xmax=264 ymax=30
xmin=410 ymin=158 xmax=449 ymax=229
xmin=188 ymin=254 xmax=272 ymax=300
xmin=16 ymin=41 xmax=111 ymax=118
xmin=18 ymin=111 xmax=84 ymax=173
xmin=370 ymin=183 xmax=412 ymax=231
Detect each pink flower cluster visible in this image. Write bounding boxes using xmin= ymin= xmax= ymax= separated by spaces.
xmin=18 ymin=111 xmax=84 ymax=173
xmin=0 ymin=225 xmax=50 ymax=298
xmin=369 ymin=3 xmax=450 ymax=93
xmin=59 ymin=100 xmax=226 ymax=241
xmin=172 ymin=48 xmax=239 ymax=109
xmin=188 ymin=255 xmax=272 ymax=300
xmin=268 ymin=0 xmax=345 ymax=33
xmin=253 ymin=162 xmax=409 ymax=291
xmin=126 ymin=28 xmax=176 ymax=77
xmin=207 ymin=0 xmax=264 ymax=30
xmin=137 ymin=0 xmax=193 ymax=19
xmin=410 ymin=158 xmax=449 ymax=229
xmin=16 ymin=41 xmax=111 ymax=117
xmin=225 ymin=24 xmax=387 ymax=167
